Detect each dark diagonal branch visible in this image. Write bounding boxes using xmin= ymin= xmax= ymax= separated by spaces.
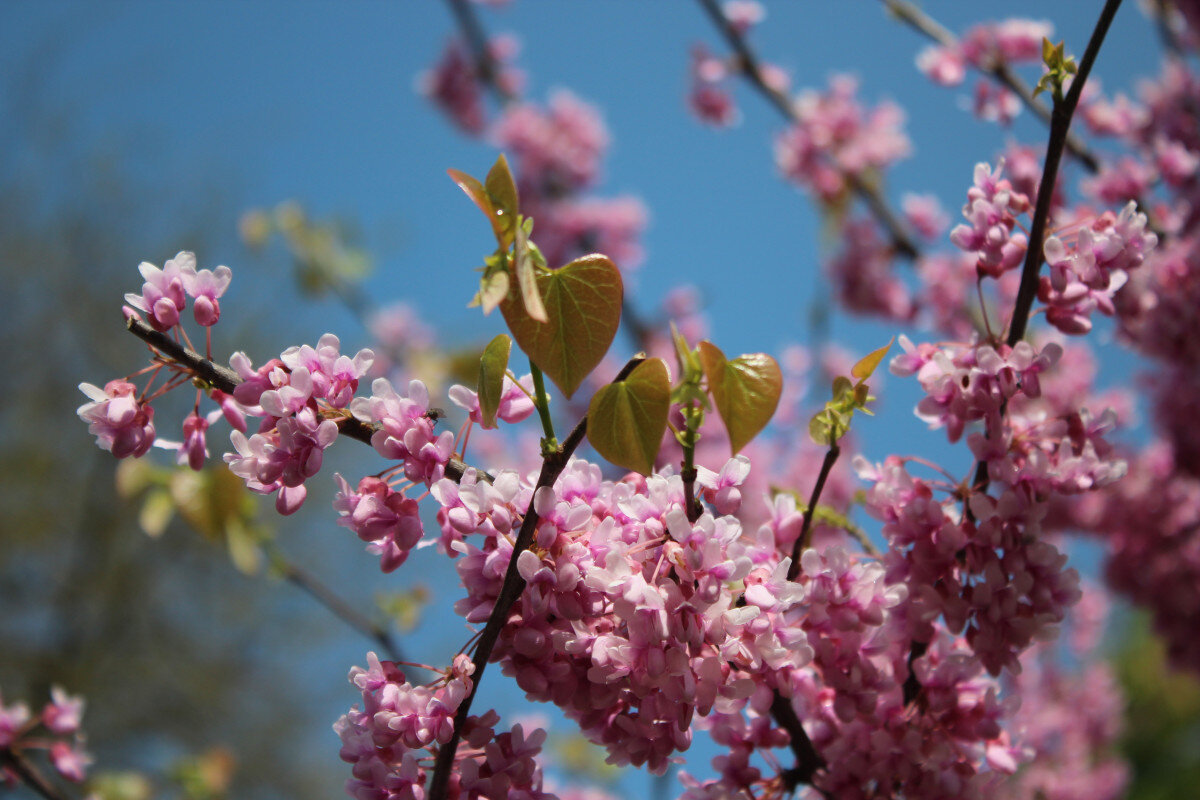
xmin=427 ymin=355 xmax=645 ymax=800
xmin=905 ymin=0 xmax=1125 ymax=708
xmin=1 ymin=748 xmax=72 ymax=800
xmin=1007 ymin=0 xmax=1123 ymax=348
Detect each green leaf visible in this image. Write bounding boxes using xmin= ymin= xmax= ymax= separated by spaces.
xmin=499 ymin=254 xmax=623 ymax=399
xmin=851 ymin=336 xmax=894 ymax=381
xmin=447 ymin=168 xmax=505 ymax=245
xmin=698 ymin=342 xmax=783 ymax=455
xmin=138 ymin=488 xmax=175 ymax=538
xmin=478 ymin=334 xmax=512 ymax=428
xmin=485 ymin=154 xmax=520 ymax=247
xmin=586 ymin=357 xmax=670 ymax=475
xmin=514 ymin=217 xmax=548 ymax=322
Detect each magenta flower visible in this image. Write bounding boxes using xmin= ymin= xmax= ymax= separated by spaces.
xmin=77 ymin=380 xmax=156 ymax=459
xmin=123 ymin=251 xmax=191 ymax=332
xmin=181 ymin=261 xmax=232 ymax=327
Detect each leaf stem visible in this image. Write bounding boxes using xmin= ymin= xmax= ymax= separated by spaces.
xmin=527 ymin=360 xmax=557 ymax=448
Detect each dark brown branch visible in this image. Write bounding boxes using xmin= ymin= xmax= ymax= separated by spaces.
xmin=770 ymin=694 xmax=826 ymax=793
xmin=903 ymin=0 xmax=1125 ymax=708
xmin=1 ymin=748 xmax=72 ymax=800
xmin=787 ymin=442 xmax=841 ymax=581
xmin=1007 ymin=0 xmax=1123 ymax=348
xmin=427 ymin=355 xmax=645 ymax=800
xmin=696 ymin=0 xmax=921 ymax=261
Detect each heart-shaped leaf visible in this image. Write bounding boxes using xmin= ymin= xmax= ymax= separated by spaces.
xmin=500 ymin=254 xmax=623 ymax=399
xmin=478 ymin=334 xmax=512 ymax=428
xmin=698 ymin=341 xmax=782 ymax=455
xmin=587 ymin=357 xmax=670 ymax=475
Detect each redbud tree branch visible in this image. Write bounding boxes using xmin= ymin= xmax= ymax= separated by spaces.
xmin=786 ymin=441 xmax=841 ymax=581
xmin=1007 ymin=0 xmax=1123 ymax=347
xmin=1 ymin=747 xmax=72 ymax=800
xmin=427 ymin=355 xmax=646 ymax=800
xmin=265 ymin=543 xmax=406 ymax=665
xmin=880 ymin=0 xmax=1101 ymax=173
xmin=695 ymin=0 xmax=921 ymax=261
xmin=908 ymin=0 xmax=1125 ymax=708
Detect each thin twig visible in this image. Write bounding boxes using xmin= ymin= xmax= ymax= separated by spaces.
xmin=696 ymin=0 xmax=921 ymax=261
xmin=266 ymin=544 xmax=406 ymax=664
xmin=1007 ymin=0 xmax=1124 ymax=348
xmin=426 ymin=355 xmax=645 ymax=800
xmin=446 ymin=0 xmax=517 ymax=104
xmin=881 ymin=0 xmax=1100 ymax=172
xmin=787 ymin=443 xmax=841 ymax=580
xmin=1 ymin=748 xmax=71 ymax=800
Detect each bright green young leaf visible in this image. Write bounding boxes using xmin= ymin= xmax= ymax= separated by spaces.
xmin=697 ymin=341 xmax=783 ymax=455
xmin=138 ymin=488 xmax=175 ymax=538
xmin=587 ymin=357 xmax=670 ymax=475
xmin=514 ymin=218 xmax=548 ymax=322
xmin=851 ymin=337 xmax=894 ymax=381
xmin=499 ymin=254 xmax=623 ymax=399
xmin=485 ymin=154 xmax=519 ymax=247
xmin=478 ymin=334 xmax=512 ymax=428
xmin=471 ymin=267 xmax=510 ymax=315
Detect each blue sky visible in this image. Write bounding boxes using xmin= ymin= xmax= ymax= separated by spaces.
xmin=1 ymin=1 xmax=1170 ymax=796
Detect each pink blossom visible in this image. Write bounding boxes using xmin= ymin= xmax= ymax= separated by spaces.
xmin=181 ymin=261 xmax=232 ymax=327
xmin=49 ymin=741 xmax=91 ymax=783
xmin=123 ymin=252 xmax=191 ymax=332
xmin=333 ymin=474 xmax=426 ymax=572
xmin=77 ymin=380 xmax=156 ymax=459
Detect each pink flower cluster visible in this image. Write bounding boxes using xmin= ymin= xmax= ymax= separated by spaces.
xmin=1039 ymin=201 xmax=1157 ymax=334
xmin=80 ymin=253 xmax=243 ymax=467
xmin=336 ymin=653 xmax=556 ymax=800
xmin=949 ymin=161 xmax=1031 ymax=278
xmin=333 ymin=475 xmax=426 ymax=573
xmin=77 ymin=379 xmax=157 ymax=459
xmin=123 ymin=251 xmax=231 ymax=331
xmin=916 ymin=18 xmax=1052 ymax=125
xmin=775 ymin=75 xmax=911 ymax=203
xmin=350 ymin=378 xmax=454 ymax=486
xmin=0 ymin=685 xmax=90 ymax=785
xmin=448 ymin=373 xmax=536 ymax=429
xmin=418 ymin=35 xmax=523 ymax=136
xmin=225 ymin=334 xmax=375 ymax=514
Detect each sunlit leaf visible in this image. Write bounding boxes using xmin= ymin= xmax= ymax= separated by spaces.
xmin=470 ymin=266 xmax=510 ymax=315
xmin=138 ymin=488 xmax=174 ymax=538
xmin=851 ymin=337 xmax=894 ymax=381
xmin=485 ymin=154 xmax=519 ymax=247
xmin=587 ymin=357 xmax=670 ymax=475
xmin=448 ymin=168 xmax=505 ymax=245
xmin=478 ymin=334 xmax=512 ymax=428
xmin=500 ymin=254 xmax=623 ymax=399
xmin=698 ymin=341 xmax=782 ymax=454
xmin=514 ymin=218 xmax=547 ymax=322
